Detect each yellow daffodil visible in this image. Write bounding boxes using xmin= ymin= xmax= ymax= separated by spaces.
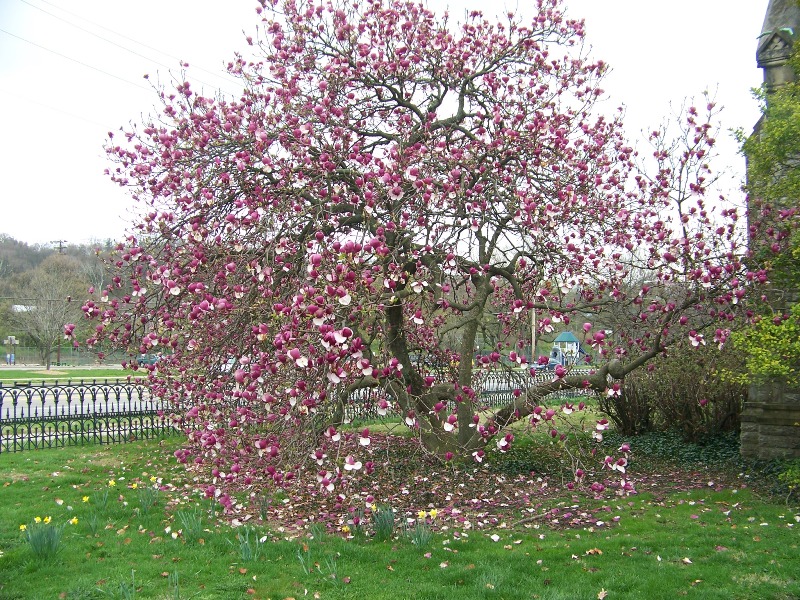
xmin=418 ymin=510 xmax=427 ymax=519
xmin=34 ymin=517 xmax=42 ymax=524
xmin=19 ymin=524 xmax=27 ymax=531
xmin=150 ymin=476 xmax=157 ymax=483
xmin=131 ymin=483 xmax=138 ymax=489
xmin=341 ymin=525 xmax=351 ymax=533
xmin=108 ymin=480 xmax=116 ymax=487
xmin=43 ymin=516 xmax=52 ymax=524
xmin=69 ymin=517 xmax=78 ymax=525
xmin=82 ymin=496 xmax=89 ymax=503
xmin=429 ymin=509 xmax=438 ymax=519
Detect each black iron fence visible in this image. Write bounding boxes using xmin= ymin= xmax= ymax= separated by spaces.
xmin=0 ymin=371 xmax=593 ymax=452
xmin=477 ymin=369 xmax=589 ymax=402
xmin=0 ymin=379 xmax=179 ymax=453
xmin=342 ymin=370 xmax=592 ymax=421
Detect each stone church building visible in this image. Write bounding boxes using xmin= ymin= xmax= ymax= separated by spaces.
xmin=739 ymin=0 xmax=800 ymax=460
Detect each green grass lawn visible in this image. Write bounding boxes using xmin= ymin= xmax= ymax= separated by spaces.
xmin=0 ymin=438 xmax=798 ymax=599
xmin=0 ymin=367 xmax=139 ymax=384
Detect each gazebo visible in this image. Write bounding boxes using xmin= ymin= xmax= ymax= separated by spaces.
xmin=551 ymin=331 xmax=587 ymax=366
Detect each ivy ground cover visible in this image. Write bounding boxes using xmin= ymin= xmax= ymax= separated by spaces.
xmin=0 ymin=437 xmax=797 ymax=599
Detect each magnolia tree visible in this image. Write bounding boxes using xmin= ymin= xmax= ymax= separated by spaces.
xmin=75 ymin=0 xmax=761 ymax=507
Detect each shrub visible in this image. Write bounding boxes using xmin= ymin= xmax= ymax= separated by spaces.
xmin=599 ymin=343 xmax=747 ymax=441
xmin=777 ymin=460 xmax=800 ymax=504
xmin=597 ymin=378 xmax=654 ymax=436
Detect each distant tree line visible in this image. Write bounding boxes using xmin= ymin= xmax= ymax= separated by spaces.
xmin=0 ymin=235 xmax=115 ymax=368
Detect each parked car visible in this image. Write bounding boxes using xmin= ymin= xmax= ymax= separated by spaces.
xmin=533 ymin=359 xmax=561 ymax=372
xmin=209 ymin=357 xmax=237 ymax=378
xmin=135 ymin=353 xmax=160 ymax=366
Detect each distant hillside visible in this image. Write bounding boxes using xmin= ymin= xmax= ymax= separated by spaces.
xmin=0 ymin=235 xmax=114 ymax=296
xmin=0 ymin=235 xmax=50 ymax=281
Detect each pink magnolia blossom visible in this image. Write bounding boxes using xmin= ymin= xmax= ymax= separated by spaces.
xmin=344 ymin=455 xmax=362 ymax=471
xmin=359 ymin=428 xmax=371 ymax=446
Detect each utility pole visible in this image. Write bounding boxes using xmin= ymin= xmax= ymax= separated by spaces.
xmin=50 ymin=240 xmax=68 ymax=254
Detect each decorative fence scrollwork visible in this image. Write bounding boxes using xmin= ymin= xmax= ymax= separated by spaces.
xmin=0 ymin=379 xmax=179 ymax=453
xmin=340 ymin=369 xmax=591 ymax=421
xmin=1 ymin=370 xmax=592 ymax=452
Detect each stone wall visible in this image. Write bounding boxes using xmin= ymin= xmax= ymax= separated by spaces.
xmin=740 ymin=380 xmax=800 ymax=460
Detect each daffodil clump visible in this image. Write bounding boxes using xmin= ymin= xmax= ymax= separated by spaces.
xmin=16 ymin=472 xmax=167 ymax=563
xmin=372 ymin=505 xmax=395 ymax=541
xmin=406 ymin=509 xmax=438 ymax=547
xmin=135 ymin=476 xmax=161 ymax=515
xmin=19 ymin=515 xmax=78 ymax=561
xmin=416 ymin=509 xmax=438 ymax=521
xmin=91 ymin=479 xmax=117 ymax=512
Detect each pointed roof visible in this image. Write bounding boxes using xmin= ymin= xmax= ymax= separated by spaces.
xmin=554 ymin=331 xmax=580 ymax=344
xmin=761 ymin=0 xmax=800 ymax=37
xmin=757 ymin=0 xmax=800 ymax=68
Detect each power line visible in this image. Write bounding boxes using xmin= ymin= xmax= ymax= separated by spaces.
xmin=20 ymin=0 xmax=179 ymax=73
xmin=0 ymin=85 xmax=111 ymax=128
xmin=23 ymin=0 xmax=245 ymax=92
xmin=0 ymin=28 xmax=152 ymax=92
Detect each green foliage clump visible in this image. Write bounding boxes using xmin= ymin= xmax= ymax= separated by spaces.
xmin=403 ymin=520 xmax=433 ymax=548
xmin=740 ymin=457 xmax=800 ymax=505
xmin=777 ymin=460 xmax=800 ymax=504
xmin=175 ymin=508 xmax=204 ymax=542
xmin=740 ymin=44 xmax=800 ymax=291
xmin=136 ymin=485 xmax=159 ymax=515
xmin=729 ymin=302 xmax=800 ymax=385
xmin=743 ymin=83 xmax=800 ymax=217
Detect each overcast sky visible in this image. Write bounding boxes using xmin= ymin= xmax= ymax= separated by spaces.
xmin=0 ymin=0 xmax=766 ymax=247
